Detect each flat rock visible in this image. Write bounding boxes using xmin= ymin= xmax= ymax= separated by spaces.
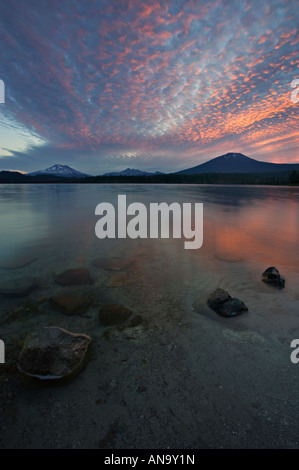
xmin=55 ymin=268 xmax=94 ymax=286
xmin=108 ymin=272 xmax=132 ymax=287
xmin=0 ymin=277 xmax=38 ymax=297
xmin=99 ymin=304 xmax=132 ymax=326
xmin=18 ymin=326 xmax=91 ymax=382
xmin=93 ymin=256 xmax=134 ymax=271
xmin=49 ymin=295 xmax=90 ymax=315
xmin=0 ymin=256 xmax=37 ymax=269
xmin=262 ymin=266 xmax=285 ymax=289
xmin=206 ymin=288 xmax=248 ymax=317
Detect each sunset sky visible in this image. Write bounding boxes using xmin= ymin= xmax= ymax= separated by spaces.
xmin=0 ymin=0 xmax=298 ymax=175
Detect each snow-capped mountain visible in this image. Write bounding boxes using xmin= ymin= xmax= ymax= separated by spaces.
xmin=28 ymin=164 xmax=90 ymax=178
xmin=103 ymin=168 xmax=164 ymax=176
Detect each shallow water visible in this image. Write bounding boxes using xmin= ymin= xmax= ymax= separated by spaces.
xmin=0 ymin=183 xmax=299 ymax=345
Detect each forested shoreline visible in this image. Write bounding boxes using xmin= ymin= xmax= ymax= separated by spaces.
xmin=1 ymin=170 xmax=299 ymax=185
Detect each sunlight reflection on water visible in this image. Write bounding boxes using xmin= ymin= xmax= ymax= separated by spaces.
xmin=0 ymin=183 xmax=299 ymax=342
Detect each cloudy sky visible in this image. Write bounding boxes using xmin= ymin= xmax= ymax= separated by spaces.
xmin=0 ymin=0 xmax=298 ymax=175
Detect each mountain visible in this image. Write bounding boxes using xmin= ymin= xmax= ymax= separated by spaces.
xmin=28 ymin=164 xmax=90 ymax=178
xmin=103 ymin=168 xmax=164 ymax=176
xmin=0 ymin=171 xmax=29 ymax=182
xmin=176 ymin=152 xmax=299 ymax=174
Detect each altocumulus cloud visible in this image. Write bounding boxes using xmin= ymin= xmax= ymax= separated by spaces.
xmin=0 ymin=0 xmax=298 ymax=174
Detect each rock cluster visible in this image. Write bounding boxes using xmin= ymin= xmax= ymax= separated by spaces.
xmin=0 ymin=259 xmax=142 ymax=386
xmin=206 ymin=288 xmax=248 ymax=317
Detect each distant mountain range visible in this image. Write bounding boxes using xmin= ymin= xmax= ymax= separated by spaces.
xmin=28 ymin=164 xmax=90 ymax=178
xmin=176 ymin=152 xmax=299 ymax=174
xmin=103 ymin=168 xmax=164 ymax=176
xmin=1 ymin=154 xmax=299 ymax=183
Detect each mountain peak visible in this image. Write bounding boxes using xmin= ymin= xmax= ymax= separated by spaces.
xmin=221 ymin=152 xmax=249 ymax=159
xmin=28 ymin=164 xmax=89 ymax=178
xmin=103 ymin=168 xmax=164 ymax=176
xmin=176 ymin=152 xmax=278 ymax=175
xmin=50 ymin=164 xmax=72 ymax=169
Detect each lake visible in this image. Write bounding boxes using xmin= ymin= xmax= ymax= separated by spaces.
xmin=0 ymin=183 xmax=299 ymax=343
xmin=1 ymin=183 xmax=299 ymax=449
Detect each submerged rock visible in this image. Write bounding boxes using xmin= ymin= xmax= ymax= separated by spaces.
xmin=49 ymin=295 xmax=90 ymax=315
xmin=108 ymin=272 xmax=132 ymax=287
xmin=0 ymin=277 xmax=38 ymax=297
xmin=262 ymin=267 xmax=285 ymax=289
xmin=0 ymin=256 xmax=37 ymax=269
xmin=55 ymin=268 xmax=94 ymax=286
xmin=93 ymin=256 xmax=134 ymax=271
xmin=99 ymin=304 xmax=132 ymax=326
xmin=18 ymin=326 xmax=91 ymax=382
xmin=207 ymin=288 xmax=248 ymax=317
xmin=206 ymin=288 xmax=231 ymax=310
xmin=217 ymin=298 xmax=248 ymax=317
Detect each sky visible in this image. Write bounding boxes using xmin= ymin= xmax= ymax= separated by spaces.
xmin=0 ymin=0 xmax=298 ymax=175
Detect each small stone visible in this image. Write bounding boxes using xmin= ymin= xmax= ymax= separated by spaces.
xmin=49 ymin=295 xmax=90 ymax=315
xmin=0 ymin=277 xmax=38 ymax=297
xmin=108 ymin=272 xmax=132 ymax=287
xmin=99 ymin=304 xmax=132 ymax=326
xmin=93 ymin=256 xmax=134 ymax=271
xmin=55 ymin=268 xmax=94 ymax=286
xmin=18 ymin=326 xmax=91 ymax=382
xmin=206 ymin=288 xmax=248 ymax=317
xmin=0 ymin=256 xmax=37 ymax=269
xmin=262 ymin=267 xmax=285 ymax=289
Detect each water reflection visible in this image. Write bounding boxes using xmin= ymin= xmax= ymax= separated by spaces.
xmin=1 ymin=183 xmax=299 ymax=267
xmin=0 ymin=183 xmax=299 ymax=342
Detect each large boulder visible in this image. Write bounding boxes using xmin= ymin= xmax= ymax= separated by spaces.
xmin=18 ymin=326 xmax=91 ymax=382
xmin=206 ymin=288 xmax=248 ymax=317
xmin=55 ymin=268 xmax=94 ymax=286
xmin=262 ymin=267 xmax=285 ymax=289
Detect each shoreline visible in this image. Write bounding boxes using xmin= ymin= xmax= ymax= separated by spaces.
xmin=1 ymin=305 xmax=298 ymax=449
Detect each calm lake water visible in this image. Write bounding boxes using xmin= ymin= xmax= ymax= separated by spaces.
xmin=1 ymin=183 xmax=299 ymax=343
